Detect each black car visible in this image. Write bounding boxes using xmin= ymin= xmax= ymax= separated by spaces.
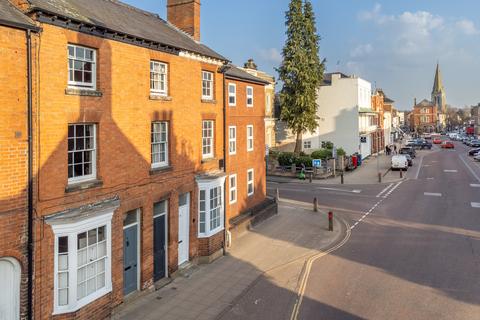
xmin=469 ymin=148 xmax=480 ymax=156
xmin=414 ymin=141 xmax=432 ymax=149
xmin=399 ymin=147 xmax=416 ymax=158
xmin=404 ymin=154 xmax=413 ymax=166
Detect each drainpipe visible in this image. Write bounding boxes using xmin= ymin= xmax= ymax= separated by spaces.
xmin=26 ymin=29 xmax=34 ymax=320
xmin=222 ymin=66 xmax=228 ymax=254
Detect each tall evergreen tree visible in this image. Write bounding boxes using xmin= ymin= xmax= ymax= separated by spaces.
xmin=278 ymin=0 xmax=323 ymax=154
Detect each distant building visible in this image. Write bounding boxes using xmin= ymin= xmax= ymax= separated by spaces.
xmin=471 ymin=104 xmax=480 ymax=135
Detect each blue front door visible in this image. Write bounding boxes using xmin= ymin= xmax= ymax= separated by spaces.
xmin=123 ymin=225 xmax=138 ymax=295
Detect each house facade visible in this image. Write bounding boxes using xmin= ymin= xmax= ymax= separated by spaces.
xmin=0 ymin=2 xmax=39 ymax=319
xmin=411 ymin=99 xmax=439 ymax=133
xmin=371 ymin=90 xmax=386 ymax=155
xmin=302 ymin=73 xmax=374 ymax=157
xmin=3 ymin=0 xmax=269 ymax=319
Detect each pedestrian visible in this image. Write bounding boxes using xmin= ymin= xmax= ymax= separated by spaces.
xmin=393 ymin=145 xmax=397 ymax=154
xmin=385 ymin=145 xmax=389 ymax=155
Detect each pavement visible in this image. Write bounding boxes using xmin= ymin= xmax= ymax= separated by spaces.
xmin=113 ymin=201 xmax=346 ymax=320
xmin=266 ymin=139 xmax=480 ymax=320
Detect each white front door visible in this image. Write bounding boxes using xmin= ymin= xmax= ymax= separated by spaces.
xmin=0 ymin=257 xmax=20 ymax=320
xmin=178 ymin=193 xmax=190 ymax=266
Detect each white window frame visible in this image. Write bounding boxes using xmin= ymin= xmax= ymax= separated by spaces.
xmin=246 ymin=86 xmax=254 ymax=107
xmin=266 ymin=94 xmax=271 ymax=113
xmin=228 ymin=83 xmax=236 ymax=106
xmin=202 ymin=120 xmax=214 ymax=159
xmin=202 ymin=71 xmax=214 ymax=100
xmin=247 ymin=125 xmax=254 ymax=152
xmin=150 ymin=61 xmax=168 ymax=96
xmin=51 ymin=210 xmax=113 ymax=315
xmin=151 ymin=122 xmax=169 ymax=168
xmin=68 ymin=44 xmax=96 ymax=90
xmin=247 ymin=169 xmax=254 ymax=196
xmin=68 ymin=124 xmax=97 ymax=184
xmin=198 ymin=177 xmax=226 ymax=238
xmin=229 ymin=126 xmax=236 ymax=155
xmin=229 ymin=174 xmax=237 ymax=204
xmin=304 ymin=140 xmax=312 ymax=149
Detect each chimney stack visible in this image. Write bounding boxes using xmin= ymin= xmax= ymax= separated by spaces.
xmin=414 ymin=98 xmax=417 ymax=106
xmin=167 ymin=0 xmax=201 ymax=41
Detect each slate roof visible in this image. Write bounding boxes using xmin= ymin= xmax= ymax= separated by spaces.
xmin=223 ymin=65 xmax=270 ymax=85
xmin=414 ymin=99 xmax=435 ymax=108
xmin=0 ymin=0 xmax=38 ymax=30
xmin=322 ymin=72 xmax=350 ymax=85
xmin=26 ymin=0 xmax=227 ymax=61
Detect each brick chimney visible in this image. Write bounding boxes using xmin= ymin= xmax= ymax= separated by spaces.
xmin=167 ymin=0 xmax=201 ymax=41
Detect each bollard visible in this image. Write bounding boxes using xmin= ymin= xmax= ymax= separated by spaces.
xmin=341 ymin=172 xmax=344 ymax=184
xmin=313 ymin=197 xmax=318 ymax=212
xmin=328 ymin=211 xmax=333 ymax=231
xmin=378 ymin=172 xmax=382 ymax=183
xmin=400 ymin=170 xmax=403 ymax=178
xmin=309 ymin=173 xmax=313 ymax=183
xmin=276 ymin=188 xmax=280 ymax=202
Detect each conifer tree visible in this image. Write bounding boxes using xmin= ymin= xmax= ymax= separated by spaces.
xmin=278 ymin=0 xmax=323 ymax=154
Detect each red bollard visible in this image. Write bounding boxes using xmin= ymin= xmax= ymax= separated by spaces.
xmin=328 ymin=211 xmax=333 ymax=231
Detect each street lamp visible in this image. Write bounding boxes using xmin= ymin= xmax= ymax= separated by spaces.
xmin=377 ymin=125 xmax=381 ymax=183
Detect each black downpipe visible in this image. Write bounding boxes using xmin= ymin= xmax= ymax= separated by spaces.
xmin=222 ymin=67 xmax=227 ymax=254
xmin=26 ymin=29 xmax=34 ymax=320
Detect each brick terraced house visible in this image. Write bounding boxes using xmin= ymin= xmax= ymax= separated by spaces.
xmin=1 ymin=0 xmax=272 ymax=318
xmin=0 ymin=2 xmax=39 ymax=319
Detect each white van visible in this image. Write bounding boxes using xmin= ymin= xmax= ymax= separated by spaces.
xmin=391 ymin=155 xmax=408 ymax=170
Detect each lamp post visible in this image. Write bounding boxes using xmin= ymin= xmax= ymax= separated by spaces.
xmin=377 ymin=125 xmax=381 ymax=183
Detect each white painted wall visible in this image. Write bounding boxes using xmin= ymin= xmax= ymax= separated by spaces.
xmin=384 ymin=111 xmax=392 ymax=145
xmin=303 ymin=74 xmax=372 ymax=156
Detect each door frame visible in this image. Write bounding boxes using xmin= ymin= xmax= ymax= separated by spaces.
xmin=153 ymin=200 xmax=169 ymax=279
xmin=0 ymin=257 xmax=21 ymax=320
xmin=123 ymin=208 xmax=141 ymax=294
xmin=178 ymin=193 xmax=190 ymax=266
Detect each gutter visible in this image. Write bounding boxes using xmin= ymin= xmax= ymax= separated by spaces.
xmin=26 ymin=28 xmax=34 ymax=320
xmin=221 ymin=66 xmax=228 ymax=254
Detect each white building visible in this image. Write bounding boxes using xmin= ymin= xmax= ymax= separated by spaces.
xmin=302 ymin=73 xmax=376 ymax=158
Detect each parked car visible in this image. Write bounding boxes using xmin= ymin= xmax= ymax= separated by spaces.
xmin=442 ymin=141 xmax=455 ymax=149
xmin=404 ymin=154 xmax=413 ymax=166
xmin=468 ymin=140 xmax=480 ymax=147
xmin=399 ymin=146 xmax=416 ymax=158
xmin=468 ymin=148 xmax=480 ymax=156
xmin=474 ymin=154 xmax=480 ymax=161
xmin=391 ymin=155 xmax=408 ymax=170
xmin=433 ymin=138 xmax=442 ymax=144
xmin=415 ymin=140 xmax=433 ymax=149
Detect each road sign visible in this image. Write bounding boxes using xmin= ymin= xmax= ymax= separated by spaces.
xmin=312 ymin=159 xmax=322 ymax=168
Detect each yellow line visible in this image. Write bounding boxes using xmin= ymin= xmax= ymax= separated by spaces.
xmin=290 ymin=218 xmax=351 ymax=320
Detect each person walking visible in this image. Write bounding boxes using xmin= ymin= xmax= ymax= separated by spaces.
xmin=393 ymin=145 xmax=397 ymax=155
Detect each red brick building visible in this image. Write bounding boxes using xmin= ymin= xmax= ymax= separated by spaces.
xmin=0 ymin=2 xmax=38 ymax=319
xmin=2 ymin=0 xmax=271 ymax=319
xmin=371 ymin=90 xmax=386 ymax=154
xmin=411 ymin=99 xmax=438 ymax=133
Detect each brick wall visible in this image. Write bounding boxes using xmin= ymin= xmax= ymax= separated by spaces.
xmin=31 ymin=23 xmax=224 ymax=319
xmin=225 ymin=79 xmax=267 ymax=230
xmin=167 ymin=0 xmax=201 ymax=41
xmin=0 ymin=25 xmax=30 ymax=320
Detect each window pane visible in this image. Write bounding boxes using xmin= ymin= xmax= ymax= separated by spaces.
xmin=98 ymin=241 xmax=107 ymax=258
xmin=58 ymin=272 xmax=68 ymax=288
xmin=88 ymin=229 xmax=97 ymax=245
xmin=58 ymin=288 xmax=68 ymax=306
xmin=78 ymin=232 xmax=87 ymax=249
xmin=77 ymin=282 xmax=86 ymax=300
xmin=97 ymin=272 xmax=105 ymax=289
xmin=87 ymin=278 xmax=96 ymax=295
xmin=78 ymin=266 xmax=86 ymax=283
xmin=58 ymin=236 xmax=68 ymax=253
xmin=59 ymin=254 xmax=68 ymax=271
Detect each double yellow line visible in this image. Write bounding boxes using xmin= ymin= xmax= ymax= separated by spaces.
xmin=290 ymin=219 xmax=352 ymax=320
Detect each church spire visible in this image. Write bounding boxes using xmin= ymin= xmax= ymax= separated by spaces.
xmin=432 ymin=62 xmax=443 ymax=94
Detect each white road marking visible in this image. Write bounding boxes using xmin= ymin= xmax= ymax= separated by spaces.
xmin=471 ymin=202 xmax=480 ymax=208
xmin=459 ymin=154 xmax=480 ymax=182
xmin=423 ymin=165 xmax=431 ymax=167
xmin=470 ymin=184 xmax=480 ymax=187
xmin=427 ymin=177 xmax=435 ymax=180
xmin=415 ymin=154 xmax=425 ymax=179
xmin=376 ymin=183 xmax=393 ymax=198
xmin=424 ymin=192 xmax=442 ymax=197
xmin=316 ymin=187 xmax=362 ymax=194
xmin=444 ymin=170 xmax=458 ymax=173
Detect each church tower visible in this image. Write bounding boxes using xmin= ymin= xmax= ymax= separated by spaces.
xmin=431 ymin=63 xmax=447 ymax=113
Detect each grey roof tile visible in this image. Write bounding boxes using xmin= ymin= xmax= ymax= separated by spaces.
xmin=27 ymin=0 xmax=227 ymax=60
xmin=0 ymin=0 xmax=37 ymax=30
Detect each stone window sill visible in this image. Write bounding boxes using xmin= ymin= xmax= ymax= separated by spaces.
xmin=201 ymin=99 xmax=217 ymax=104
xmin=149 ymin=165 xmax=173 ymax=175
xmin=150 ymin=94 xmax=172 ymax=101
xmin=65 ymin=88 xmax=103 ymax=97
xmin=201 ymin=157 xmax=217 ymax=164
xmin=65 ymin=179 xmax=103 ymax=193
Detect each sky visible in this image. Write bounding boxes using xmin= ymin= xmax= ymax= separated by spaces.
xmin=123 ymin=0 xmax=480 ymax=110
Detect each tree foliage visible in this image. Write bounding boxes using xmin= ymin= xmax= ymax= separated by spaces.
xmin=278 ymin=0 xmax=324 ymax=154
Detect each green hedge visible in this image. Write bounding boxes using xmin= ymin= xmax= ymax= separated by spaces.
xmin=278 ymin=152 xmax=313 ymax=167
xmin=311 ymin=149 xmax=332 ymax=160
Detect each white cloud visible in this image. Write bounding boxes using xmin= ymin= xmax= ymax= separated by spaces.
xmin=358 ymin=3 xmax=393 ymax=25
xmin=350 ymin=44 xmax=373 ymax=58
xmin=456 ymin=19 xmax=479 ymax=35
xmin=259 ymin=48 xmax=283 ymax=64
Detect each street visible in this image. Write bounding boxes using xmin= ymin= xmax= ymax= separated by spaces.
xmin=222 ymin=141 xmax=480 ymax=320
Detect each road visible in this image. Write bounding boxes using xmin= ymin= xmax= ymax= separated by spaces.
xmin=221 ymin=141 xmax=480 ymax=320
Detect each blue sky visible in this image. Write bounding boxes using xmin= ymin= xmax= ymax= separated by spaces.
xmin=123 ymin=0 xmax=480 ymax=110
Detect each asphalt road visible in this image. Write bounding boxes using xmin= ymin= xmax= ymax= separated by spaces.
xmin=223 ymin=140 xmax=480 ymax=320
